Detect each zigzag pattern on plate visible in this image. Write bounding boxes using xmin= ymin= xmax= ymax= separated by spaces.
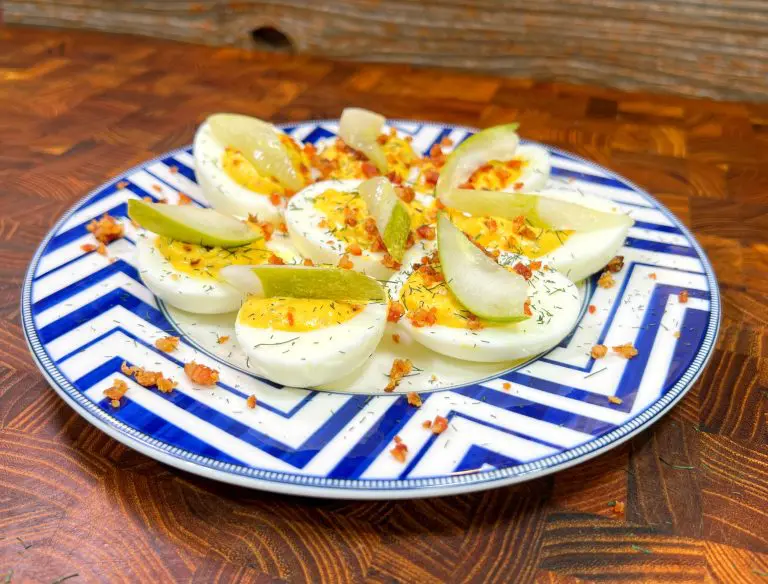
xmin=25 ymin=122 xmax=715 ymax=489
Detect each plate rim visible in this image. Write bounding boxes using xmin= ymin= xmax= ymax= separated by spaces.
xmin=20 ymin=119 xmax=722 ymax=499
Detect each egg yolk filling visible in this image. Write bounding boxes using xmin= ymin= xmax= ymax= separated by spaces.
xmin=155 ymin=236 xmax=272 ymax=280
xmin=314 ymin=133 xmax=417 ymax=182
xmin=222 ymin=135 xmax=311 ymax=197
xmin=399 ymin=264 xmax=485 ymax=330
xmin=312 ymin=189 xmax=431 ymax=251
xmin=460 ymin=159 xmax=526 ymax=191
xmin=238 ymin=296 xmax=364 ymax=332
xmin=447 ymin=210 xmax=571 ymax=258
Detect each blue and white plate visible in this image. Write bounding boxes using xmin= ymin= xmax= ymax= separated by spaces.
xmin=21 ymin=120 xmax=720 ymax=499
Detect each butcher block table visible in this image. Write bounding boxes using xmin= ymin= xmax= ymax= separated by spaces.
xmin=1 ymin=26 xmax=767 ymax=584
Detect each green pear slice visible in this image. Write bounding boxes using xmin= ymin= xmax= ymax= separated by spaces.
xmin=436 ymin=123 xmax=519 ymax=203
xmin=358 ymin=176 xmax=411 ymax=261
xmin=220 ymin=265 xmax=386 ymax=302
xmin=437 ymin=213 xmax=529 ymax=321
xmin=208 ymin=113 xmax=304 ymax=191
xmin=128 ymin=199 xmax=261 ymax=248
xmin=338 ymin=107 xmax=388 ymax=173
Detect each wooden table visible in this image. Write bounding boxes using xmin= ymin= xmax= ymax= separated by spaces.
xmin=1 ymin=26 xmax=767 ymax=584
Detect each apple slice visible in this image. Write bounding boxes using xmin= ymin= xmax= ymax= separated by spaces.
xmin=208 ymin=113 xmax=304 ymax=191
xmin=436 ymin=123 xmax=519 ymax=202
xmin=437 ymin=213 xmax=529 ymax=321
xmin=358 ymin=176 xmax=411 ymax=261
xmin=221 ymin=265 xmax=386 ymax=302
xmin=338 ymin=108 xmax=388 ymax=173
xmin=128 ymin=199 xmax=261 ymax=248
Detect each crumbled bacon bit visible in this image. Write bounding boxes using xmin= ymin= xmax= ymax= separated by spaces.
xmin=416 ymin=263 xmax=444 ymax=286
xmin=588 ymin=304 xmax=597 ymax=314
xmin=607 ymin=255 xmax=625 ymax=273
xmin=103 ymin=378 xmax=128 ymax=407
xmin=409 ymin=307 xmax=438 ymax=327
xmin=120 ymin=361 xmax=177 ymax=393
xmin=396 ymin=185 xmax=416 ymax=203
xmin=513 ymin=262 xmax=533 ymax=280
xmin=317 ymin=218 xmax=328 ymax=229
xmin=268 ymin=254 xmax=285 ymax=265
xmin=424 ymin=169 xmax=440 ymax=186
xmin=429 ymin=144 xmax=444 ymax=159
xmin=523 ymin=298 xmax=532 ymax=317
xmin=381 ymin=254 xmax=401 ymax=270
xmin=390 ymin=442 xmax=408 ymax=463
xmin=376 ymin=134 xmax=388 ymax=145
xmin=343 ymin=206 xmax=358 ymax=227
xmin=608 ymin=396 xmax=623 ymax=405
xmin=612 ymin=343 xmax=639 ymax=359
xmin=184 ymin=361 xmax=220 ymax=386
xmin=81 ymin=243 xmax=98 ymax=253
xmin=440 ymin=136 xmax=454 ymax=148
xmin=387 ymin=171 xmax=403 ymax=185
xmin=678 ymin=290 xmax=689 ymax=303
xmin=246 ymin=394 xmax=257 ymax=409
xmin=277 ymin=222 xmax=288 ymax=234
xmin=529 ymin=260 xmax=542 ymax=271
xmin=269 ymin=193 xmax=281 ymax=206
xmin=591 ymin=344 xmax=608 ymax=359
xmin=303 ymin=258 xmax=315 ymax=266
xmin=648 ymin=272 xmax=657 ymax=280
xmin=303 ymin=143 xmax=317 ymax=157
xmin=392 ymin=333 xmax=401 ymax=344
xmin=484 ymin=217 xmax=498 ymax=232
xmin=217 ymin=336 xmax=230 ymax=344
xmin=388 ymin=301 xmax=406 ymax=323
xmin=178 ymin=193 xmax=192 ymax=205
xmin=152 ymin=184 xmax=163 ymax=193
xmin=286 ymin=310 xmax=295 ymax=327
xmin=673 ymin=331 xmax=681 ymax=339
xmin=143 ymin=196 xmax=153 ymax=202
xmin=431 ymin=415 xmax=448 ymax=435
xmin=363 ymin=217 xmax=378 ymax=235
xmin=416 ymin=224 xmax=436 ymax=240
xmin=506 ymin=159 xmax=522 ymax=170
xmin=422 ymin=420 xmax=432 ymax=429
xmin=190 ymin=258 xmax=201 ymax=267
xmin=116 ymin=181 xmax=129 ymax=189
xmin=361 ymin=161 xmax=378 ymax=178
xmin=598 ymin=271 xmax=615 ymax=289
xmin=513 ymin=182 xmax=524 ymax=190
xmin=155 ymin=336 xmax=179 ymax=353
xmin=467 ymin=315 xmax=484 ymax=331
xmin=435 ymin=199 xmax=446 ymax=210
xmin=394 ymin=435 xmax=403 ymax=444
xmin=347 ymin=242 xmax=363 ymax=256
xmin=86 ymin=214 xmax=124 ymax=244
xmin=96 ymin=242 xmax=107 ymax=256
xmin=407 ymin=392 xmax=422 ymax=407
xmin=253 ymin=219 xmax=274 ymax=241
xmin=385 ymin=358 xmax=413 ymax=392
xmin=502 ymin=382 xmax=512 ymax=391
xmin=519 ymin=226 xmax=537 ymax=240
xmin=338 ymin=254 xmax=354 ymax=270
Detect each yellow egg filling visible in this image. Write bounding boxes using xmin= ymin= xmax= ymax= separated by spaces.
xmin=221 ymin=135 xmax=311 ymax=197
xmin=314 ymin=134 xmax=417 ymax=182
xmin=462 ymin=159 xmax=526 ymax=191
xmin=399 ymin=266 xmax=480 ymax=329
xmin=312 ymin=188 xmax=432 ymax=250
xmin=155 ymin=236 xmax=271 ymax=280
xmin=238 ymin=296 xmax=363 ymax=332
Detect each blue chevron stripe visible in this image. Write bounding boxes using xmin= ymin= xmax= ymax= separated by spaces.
xmin=94 ymin=396 xmax=248 ymax=466
xmin=624 ymin=237 xmax=698 ymax=257
xmin=455 ymin=445 xmax=519 ymax=473
xmin=31 ymin=261 xmax=141 ymax=314
xmin=550 ymin=167 xmax=635 ymax=193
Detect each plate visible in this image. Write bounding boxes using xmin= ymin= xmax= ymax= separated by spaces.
xmin=21 ymin=120 xmax=720 ymax=499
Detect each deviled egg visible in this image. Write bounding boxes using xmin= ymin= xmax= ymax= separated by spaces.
xmin=194 ymin=113 xmax=312 ymax=223
xmin=222 ymin=265 xmax=388 ymax=387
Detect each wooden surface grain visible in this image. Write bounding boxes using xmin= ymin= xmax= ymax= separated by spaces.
xmin=4 ymin=0 xmax=768 ymax=102
xmin=1 ymin=25 xmax=767 ymax=584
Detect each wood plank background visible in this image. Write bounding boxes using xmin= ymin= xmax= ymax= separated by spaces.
xmin=3 ymin=0 xmax=768 ymax=102
xmin=1 ymin=25 xmax=768 ymax=584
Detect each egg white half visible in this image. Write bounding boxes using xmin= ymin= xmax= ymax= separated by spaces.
xmin=389 ymin=255 xmax=581 ymax=362
xmin=533 ymin=188 xmax=632 ymax=282
xmin=136 ymin=233 xmax=301 ymax=314
xmin=193 ymin=120 xmax=287 ymax=223
xmin=234 ymin=300 xmax=388 ymax=387
xmin=285 ymin=179 xmax=434 ymax=280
